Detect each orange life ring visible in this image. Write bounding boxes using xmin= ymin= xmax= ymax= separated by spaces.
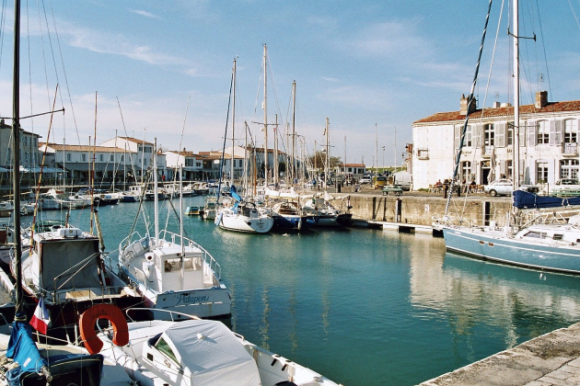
xmin=79 ymin=304 xmax=129 ymax=354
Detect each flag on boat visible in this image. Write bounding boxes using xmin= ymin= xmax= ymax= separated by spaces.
xmin=30 ymin=297 xmax=50 ymax=334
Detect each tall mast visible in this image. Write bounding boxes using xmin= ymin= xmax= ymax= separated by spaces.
xmin=291 ymin=80 xmax=296 ymax=182
xmin=154 ymin=138 xmax=159 ymax=240
xmin=12 ymin=0 xmax=23 ymax=317
xmin=325 ymin=117 xmax=329 ymax=191
xmin=274 ymin=114 xmax=278 ymax=184
xmin=231 ymin=58 xmax=236 ymax=184
xmin=513 ymin=0 xmax=520 ymax=189
xmin=263 ymin=44 xmax=268 ymax=186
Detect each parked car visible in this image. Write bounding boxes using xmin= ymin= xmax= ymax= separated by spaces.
xmin=372 ymin=176 xmax=387 ymax=189
xmin=485 ymin=179 xmax=538 ymax=197
xmin=542 ymin=179 xmax=580 ymax=196
xmin=359 ymin=176 xmax=371 ymax=184
xmin=484 ymin=179 xmax=513 ymax=196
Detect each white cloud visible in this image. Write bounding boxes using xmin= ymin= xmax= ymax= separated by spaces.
xmin=130 ymin=9 xmax=161 ymax=19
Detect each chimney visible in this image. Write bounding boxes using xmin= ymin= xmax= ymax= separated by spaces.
xmin=460 ymin=94 xmax=476 ymax=115
xmin=535 ymin=91 xmax=548 ymax=109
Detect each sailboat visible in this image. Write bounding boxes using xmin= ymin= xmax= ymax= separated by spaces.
xmin=301 ymin=118 xmax=352 ymax=227
xmin=0 ymin=2 xmax=135 ymax=385
xmin=215 ymin=57 xmax=274 ymax=234
xmin=116 ymin=140 xmax=232 ymax=319
xmin=441 ymin=0 xmax=580 ymax=275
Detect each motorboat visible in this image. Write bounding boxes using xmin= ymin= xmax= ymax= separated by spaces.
xmin=13 ymin=225 xmax=141 ymax=332
xmin=116 ymin=138 xmax=231 ymax=320
xmin=201 ymin=197 xmax=218 ymax=221
xmin=269 ymin=200 xmax=310 ymax=231
xmin=184 ymin=205 xmax=201 ymax=216
xmin=0 ymin=317 xmax=134 ymax=386
xmin=116 ymin=229 xmax=231 ymax=320
xmin=45 ymin=188 xmax=90 ymax=209
xmin=89 ymin=308 xmax=340 ymax=386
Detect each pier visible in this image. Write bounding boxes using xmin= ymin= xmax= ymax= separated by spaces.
xmin=420 ymin=322 xmax=580 ymax=386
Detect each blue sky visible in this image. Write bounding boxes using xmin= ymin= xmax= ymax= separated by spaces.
xmin=1 ymin=0 xmax=579 ymax=167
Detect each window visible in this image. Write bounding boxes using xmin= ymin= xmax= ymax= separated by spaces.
xmin=465 ymin=126 xmax=472 ymax=147
xmin=82 ymin=154 xmax=86 ymax=162
xmin=537 ymin=121 xmax=550 ymax=144
xmin=560 ymin=159 xmax=579 ymax=179
xmin=110 ymin=154 xmax=114 ymax=161
xmin=484 ymin=124 xmax=495 ymax=146
xmin=506 ymin=160 xmax=513 ymax=179
xmin=100 ymin=154 xmax=104 ymax=162
xmin=507 ymin=122 xmax=514 ymax=145
xmin=537 ymin=161 xmax=549 ymax=183
xmin=66 ymin=153 xmax=71 ymax=162
xmin=461 ymin=161 xmax=471 ymax=180
xmin=120 ymin=155 xmax=124 ymax=162
xmin=154 ymin=337 xmax=179 ymax=365
xmin=565 ymin=120 xmax=578 ymax=144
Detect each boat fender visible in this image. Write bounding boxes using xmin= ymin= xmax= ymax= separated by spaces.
xmin=79 ymin=304 xmax=129 ymax=354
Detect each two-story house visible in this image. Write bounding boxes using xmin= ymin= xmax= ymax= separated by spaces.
xmin=412 ymin=91 xmax=580 ymax=190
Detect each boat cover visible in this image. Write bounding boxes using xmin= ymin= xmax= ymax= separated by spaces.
xmin=6 ymin=320 xmax=47 ymax=373
xmin=163 ymin=319 xmax=260 ymax=386
xmin=513 ymin=190 xmax=580 ymax=209
xmin=38 ymin=238 xmax=102 ymax=291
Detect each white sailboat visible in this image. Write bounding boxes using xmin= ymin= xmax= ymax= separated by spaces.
xmin=441 ymin=0 xmax=580 ymax=275
xmin=117 ymin=140 xmax=232 ymax=319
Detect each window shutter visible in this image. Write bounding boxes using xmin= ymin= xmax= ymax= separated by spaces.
xmin=555 ymin=120 xmax=564 ymax=145
xmin=526 ymin=121 xmax=535 ymax=147
xmin=474 ymin=124 xmax=483 ymax=148
xmin=454 ymin=125 xmax=461 ymax=150
xmin=549 ymin=121 xmax=558 ymax=145
xmin=496 ymin=123 xmax=506 ymax=147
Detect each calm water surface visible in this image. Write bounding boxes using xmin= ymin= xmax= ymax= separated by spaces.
xmin=33 ymin=196 xmax=580 ymax=386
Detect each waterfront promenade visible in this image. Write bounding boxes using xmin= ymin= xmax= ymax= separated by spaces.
xmin=420 ymin=321 xmax=580 ymax=385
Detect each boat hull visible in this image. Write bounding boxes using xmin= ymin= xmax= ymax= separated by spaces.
xmin=217 ymin=212 xmax=274 ymax=233
xmin=443 ymin=227 xmax=580 ymax=274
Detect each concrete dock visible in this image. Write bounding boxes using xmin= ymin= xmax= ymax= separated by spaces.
xmin=419 ymin=322 xmax=580 ymax=385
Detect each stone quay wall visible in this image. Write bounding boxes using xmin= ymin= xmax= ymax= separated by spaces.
xmin=341 ymin=194 xmax=513 ymax=227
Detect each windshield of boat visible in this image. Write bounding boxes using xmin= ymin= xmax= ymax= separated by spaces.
xmin=155 ymin=336 xmax=179 ymax=365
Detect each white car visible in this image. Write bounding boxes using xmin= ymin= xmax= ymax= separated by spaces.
xmin=542 ymin=179 xmax=580 ymax=196
xmin=484 ymin=179 xmax=513 ymax=197
xmin=359 ymin=176 xmax=372 ymax=184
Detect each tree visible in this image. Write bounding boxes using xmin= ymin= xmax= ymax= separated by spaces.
xmin=308 ymin=151 xmax=341 ymax=172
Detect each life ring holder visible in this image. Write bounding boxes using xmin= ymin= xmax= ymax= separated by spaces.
xmin=79 ymin=304 xmax=129 ymax=354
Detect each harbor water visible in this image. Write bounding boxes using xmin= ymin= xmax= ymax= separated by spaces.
xmin=31 ymin=195 xmax=580 ymax=386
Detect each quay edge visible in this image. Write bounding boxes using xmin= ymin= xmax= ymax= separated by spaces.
xmin=419 ymin=322 xmax=580 ymax=386
xmin=343 ymin=193 xmax=512 ymax=229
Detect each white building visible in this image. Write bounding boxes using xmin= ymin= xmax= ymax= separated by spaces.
xmin=412 ymin=91 xmax=580 ymax=190
xmin=164 ymin=149 xmax=203 ymax=180
xmin=101 ymin=136 xmax=166 ymax=179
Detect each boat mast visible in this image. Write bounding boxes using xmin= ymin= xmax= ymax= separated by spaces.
xmin=325 ymin=117 xmax=329 ymax=191
xmin=231 ymin=58 xmax=236 ymax=185
xmin=512 ymin=0 xmax=520 ymax=190
xmin=291 ymin=80 xmax=296 ymax=183
xmin=154 ymin=138 xmax=159 ymax=240
xmin=274 ymin=114 xmax=278 ymax=185
xmin=12 ymin=0 xmax=23 ymax=317
xmin=263 ymin=44 xmax=268 ymax=187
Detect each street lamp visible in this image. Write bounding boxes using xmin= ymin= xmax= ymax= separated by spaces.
xmin=382 ymin=146 xmax=385 ymax=173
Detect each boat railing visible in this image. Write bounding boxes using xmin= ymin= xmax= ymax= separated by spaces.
xmin=125 ymin=307 xmax=201 ymax=323
xmin=158 ymin=229 xmax=222 ymax=280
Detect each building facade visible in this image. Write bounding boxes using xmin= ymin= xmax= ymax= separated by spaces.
xmin=412 ymin=91 xmax=580 ymax=190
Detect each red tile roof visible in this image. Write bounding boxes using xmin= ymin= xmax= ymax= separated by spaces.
xmin=413 ymin=100 xmax=580 ymax=124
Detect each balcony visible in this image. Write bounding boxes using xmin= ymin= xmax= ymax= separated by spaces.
xmin=562 ymin=142 xmax=578 ymax=157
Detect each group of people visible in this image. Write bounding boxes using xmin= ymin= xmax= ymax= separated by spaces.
xmin=434 ymin=178 xmax=478 ymax=198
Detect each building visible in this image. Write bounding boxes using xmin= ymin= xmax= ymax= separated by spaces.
xmin=0 ymin=119 xmax=41 ymax=170
xmin=339 ymin=164 xmax=367 ymax=179
xmin=101 ymin=136 xmax=166 ymax=179
xmin=412 ymin=91 xmax=580 ymax=190
xmin=164 ymin=149 xmax=203 ymax=180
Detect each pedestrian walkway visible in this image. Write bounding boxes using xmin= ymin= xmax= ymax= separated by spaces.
xmin=420 ymin=322 xmax=580 ymax=385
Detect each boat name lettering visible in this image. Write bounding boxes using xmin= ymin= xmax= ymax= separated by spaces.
xmin=177 ymin=294 xmax=209 ymax=305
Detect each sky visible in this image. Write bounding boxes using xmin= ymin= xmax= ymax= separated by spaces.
xmin=1 ymin=0 xmax=580 ymax=168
